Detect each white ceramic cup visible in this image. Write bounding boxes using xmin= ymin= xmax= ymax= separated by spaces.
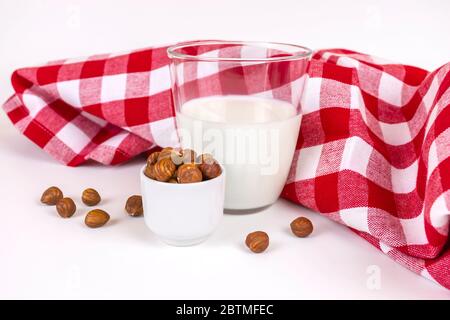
xmin=140 ymin=165 xmax=225 ymax=246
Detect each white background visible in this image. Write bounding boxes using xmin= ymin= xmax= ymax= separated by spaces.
xmin=0 ymin=0 xmax=449 ymax=299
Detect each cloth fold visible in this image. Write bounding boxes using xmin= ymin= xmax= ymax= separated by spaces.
xmin=2 ymin=45 xmax=449 ymax=289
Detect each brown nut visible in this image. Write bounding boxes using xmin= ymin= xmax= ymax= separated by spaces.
xmin=168 ymin=178 xmax=178 ymax=184
xmin=147 ymin=151 xmax=160 ymax=165
xmin=144 ymin=164 xmax=156 ymax=179
xmin=56 ymin=197 xmax=76 ymax=218
xmin=40 ymin=186 xmax=63 ymax=205
xmin=177 ymin=163 xmax=203 ymax=184
xmin=198 ymin=161 xmax=221 ymax=180
xmin=245 ymin=231 xmax=269 ymax=253
xmin=290 ymin=217 xmax=313 ymax=237
xmin=171 ymin=150 xmax=184 ymax=166
xmin=81 ymin=188 xmax=101 ymax=206
xmin=125 ymin=195 xmax=143 ymax=217
xmin=181 ymin=148 xmax=197 ymax=164
xmin=157 ymin=147 xmax=174 ymax=161
xmin=158 ymin=147 xmax=183 ymax=165
xmin=196 ymin=153 xmax=215 ymax=165
xmin=85 ymin=209 xmax=110 ymax=228
xmin=154 ymin=158 xmax=177 ymax=182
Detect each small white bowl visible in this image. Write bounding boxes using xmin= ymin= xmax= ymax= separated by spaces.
xmin=140 ymin=165 xmax=225 ymax=246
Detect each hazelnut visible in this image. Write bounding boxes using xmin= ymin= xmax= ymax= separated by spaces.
xmin=40 ymin=186 xmax=63 ymax=205
xmin=181 ymin=148 xmax=197 ymax=164
xmin=177 ymin=163 xmax=203 ymax=184
xmin=147 ymin=151 xmax=160 ymax=165
xmin=198 ymin=160 xmax=221 ymax=180
xmin=245 ymin=231 xmax=269 ymax=253
xmin=125 ymin=195 xmax=143 ymax=217
xmin=154 ymin=158 xmax=176 ymax=182
xmin=144 ymin=164 xmax=156 ymax=179
xmin=157 ymin=147 xmax=174 ymax=161
xmin=171 ymin=151 xmax=184 ymax=166
xmin=85 ymin=209 xmax=110 ymax=228
xmin=56 ymin=197 xmax=76 ymax=218
xmin=158 ymin=147 xmax=183 ymax=165
xmin=196 ymin=153 xmax=215 ymax=165
xmin=81 ymin=188 xmax=101 ymax=206
xmin=290 ymin=217 xmax=313 ymax=237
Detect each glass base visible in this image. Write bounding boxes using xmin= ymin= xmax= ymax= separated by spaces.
xmin=158 ymin=235 xmax=210 ymax=247
xmin=224 ymin=203 xmax=273 ymax=215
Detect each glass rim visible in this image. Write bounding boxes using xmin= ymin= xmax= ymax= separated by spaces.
xmin=167 ymin=40 xmax=313 ymax=62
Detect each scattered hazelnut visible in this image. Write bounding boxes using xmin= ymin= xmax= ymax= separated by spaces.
xmin=125 ymin=195 xmax=143 ymax=217
xmin=245 ymin=231 xmax=269 ymax=253
xmin=85 ymin=209 xmax=110 ymax=228
xmin=56 ymin=197 xmax=76 ymax=218
xmin=40 ymin=186 xmax=63 ymax=205
xmin=177 ymin=163 xmax=203 ymax=183
xmin=81 ymin=188 xmax=101 ymax=206
xmin=290 ymin=217 xmax=313 ymax=237
xmin=154 ymin=158 xmax=177 ymax=182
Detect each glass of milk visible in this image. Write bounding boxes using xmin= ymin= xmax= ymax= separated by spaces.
xmin=167 ymin=41 xmax=312 ymax=210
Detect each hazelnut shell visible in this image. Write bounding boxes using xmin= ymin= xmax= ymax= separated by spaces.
xmin=245 ymin=231 xmax=269 ymax=253
xmin=56 ymin=197 xmax=76 ymax=218
xmin=40 ymin=186 xmax=63 ymax=205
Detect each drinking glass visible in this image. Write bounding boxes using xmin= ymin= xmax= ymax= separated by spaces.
xmin=167 ymin=41 xmax=312 ymax=210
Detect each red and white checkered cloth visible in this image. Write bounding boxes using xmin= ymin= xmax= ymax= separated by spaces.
xmin=2 ymin=45 xmax=449 ymax=289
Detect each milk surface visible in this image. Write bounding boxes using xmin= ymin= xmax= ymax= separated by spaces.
xmin=176 ymin=95 xmax=301 ymax=210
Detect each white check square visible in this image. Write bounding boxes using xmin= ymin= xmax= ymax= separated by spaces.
xmin=22 ymin=91 xmax=48 ymax=117
xmin=101 ymin=73 xmax=127 ymax=103
xmin=56 ymin=122 xmax=91 ymax=153
xmin=400 ymin=215 xmax=428 ymax=245
xmin=295 ymin=144 xmax=323 ymax=180
xmin=57 ymin=80 xmax=82 ymax=107
xmin=301 ymin=77 xmax=322 ymax=114
xmin=340 ymin=207 xmax=370 ymax=233
xmin=379 ymin=121 xmax=412 ymax=146
xmin=378 ymin=72 xmax=404 ymax=106
xmin=340 ymin=137 xmax=372 ymax=176
xmin=149 ymin=66 xmax=171 ymax=95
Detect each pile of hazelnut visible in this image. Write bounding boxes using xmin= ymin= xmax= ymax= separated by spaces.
xmin=144 ymin=147 xmax=222 ymax=183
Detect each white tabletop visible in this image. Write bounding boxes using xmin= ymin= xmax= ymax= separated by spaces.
xmin=0 ymin=0 xmax=449 ymax=299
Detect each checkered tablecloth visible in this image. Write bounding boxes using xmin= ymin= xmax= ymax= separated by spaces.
xmin=2 ymin=44 xmax=449 ymax=289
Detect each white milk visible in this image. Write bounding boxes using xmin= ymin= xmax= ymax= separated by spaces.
xmin=176 ymin=95 xmax=301 ymax=210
